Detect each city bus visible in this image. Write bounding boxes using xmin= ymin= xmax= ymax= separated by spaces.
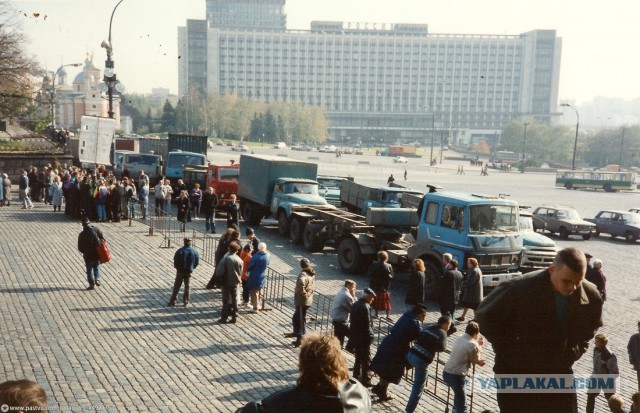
xmin=555 ymin=170 xmax=637 ymax=192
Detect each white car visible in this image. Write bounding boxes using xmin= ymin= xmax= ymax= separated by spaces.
xmin=235 ymin=144 xmax=248 ymax=152
xmin=394 ymin=156 xmax=408 ymax=163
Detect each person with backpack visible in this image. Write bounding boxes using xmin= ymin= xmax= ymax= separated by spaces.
xmin=405 ymin=315 xmax=451 ymax=413
xmin=77 ymin=217 xmax=105 ymax=290
xmin=93 ymin=179 xmax=110 ymax=222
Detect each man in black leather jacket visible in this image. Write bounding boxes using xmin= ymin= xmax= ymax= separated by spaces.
xmin=235 ymin=334 xmax=371 ymax=413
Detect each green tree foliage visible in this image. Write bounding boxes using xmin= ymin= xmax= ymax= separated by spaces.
xmin=0 ymin=3 xmax=40 ymax=119
xmin=582 ymin=126 xmax=640 ymax=168
xmin=500 ymin=121 xmax=575 ymax=163
xmin=160 ymin=99 xmax=176 ymax=133
xmin=171 ymin=91 xmax=327 ymax=142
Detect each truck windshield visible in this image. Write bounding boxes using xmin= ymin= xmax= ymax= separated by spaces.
xmin=282 ymin=183 xmax=319 ymax=195
xmin=126 ymin=154 xmax=159 ymax=166
xmin=469 ymin=205 xmax=518 ymax=233
xmin=218 ymin=167 xmax=239 ymax=181
xmin=317 ymin=178 xmax=342 ymax=189
xmin=168 ymin=154 xmax=206 ymax=169
xmin=519 ymin=216 xmax=534 ymax=231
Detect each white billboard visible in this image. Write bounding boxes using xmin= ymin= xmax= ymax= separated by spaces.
xmin=78 ymin=116 xmax=115 ymax=165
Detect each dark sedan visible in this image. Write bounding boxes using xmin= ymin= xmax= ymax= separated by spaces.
xmin=585 ymin=210 xmax=640 ymax=243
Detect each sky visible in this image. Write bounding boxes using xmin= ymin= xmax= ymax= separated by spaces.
xmin=9 ymin=0 xmax=640 ymax=104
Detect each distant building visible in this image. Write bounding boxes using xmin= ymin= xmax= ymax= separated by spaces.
xmin=36 ymin=54 xmax=122 ymax=131
xmin=179 ymin=0 xmax=562 ymax=145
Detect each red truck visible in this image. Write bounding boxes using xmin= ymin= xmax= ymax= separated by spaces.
xmin=181 ymin=161 xmax=240 ymax=209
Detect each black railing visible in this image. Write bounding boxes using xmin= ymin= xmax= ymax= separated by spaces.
xmin=126 ymin=202 xmax=477 ymax=412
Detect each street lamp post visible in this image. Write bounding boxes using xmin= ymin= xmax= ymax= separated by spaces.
xmin=619 ymin=128 xmax=626 ymax=172
xmin=99 ymin=0 xmax=125 ymax=119
xmin=560 ymin=103 xmax=580 ymax=170
xmin=521 ymin=122 xmax=529 ymax=174
xmin=50 ymin=63 xmax=82 ymax=128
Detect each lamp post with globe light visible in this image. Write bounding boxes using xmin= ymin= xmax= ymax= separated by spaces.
xmin=98 ymin=0 xmax=125 ymax=119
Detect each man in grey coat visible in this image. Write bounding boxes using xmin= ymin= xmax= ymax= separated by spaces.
xmin=216 ymin=242 xmax=243 ymax=324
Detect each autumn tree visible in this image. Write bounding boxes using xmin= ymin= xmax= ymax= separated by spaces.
xmin=0 ymin=2 xmax=40 ymax=120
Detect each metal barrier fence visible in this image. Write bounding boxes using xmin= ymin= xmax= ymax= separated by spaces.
xmin=127 ymin=201 xmax=477 ymax=411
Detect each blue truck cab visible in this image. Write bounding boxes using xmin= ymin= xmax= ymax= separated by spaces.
xmin=408 ymin=191 xmax=524 ymax=292
xmin=165 ymin=150 xmax=207 ymax=180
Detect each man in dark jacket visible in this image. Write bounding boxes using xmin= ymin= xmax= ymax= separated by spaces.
xmin=438 ymin=259 xmax=462 ymax=334
xmin=370 ymin=303 xmax=427 ymax=402
xmin=628 ymin=321 xmax=640 ymax=390
xmin=347 ymin=288 xmax=376 ymax=386
xmin=476 ymin=247 xmax=603 ymax=413
xmin=201 ymin=186 xmax=218 ymax=233
xmin=169 ymin=238 xmax=200 ymax=307
xmin=235 ymin=333 xmax=371 ymax=413
xmin=19 ymin=170 xmax=33 ymax=209
xmin=77 ymin=217 xmax=105 ymax=290
xmin=246 ymin=227 xmax=260 ymax=254
xmin=405 ymin=315 xmax=451 ymax=413
xmin=227 ymin=194 xmax=241 ymax=228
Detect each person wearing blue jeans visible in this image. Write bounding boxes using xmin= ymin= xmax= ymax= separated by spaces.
xmin=405 ymin=316 xmax=451 ymax=413
xmin=442 ymin=321 xmax=486 ymax=413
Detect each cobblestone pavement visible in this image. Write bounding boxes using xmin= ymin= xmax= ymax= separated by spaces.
xmin=1 ymin=153 xmax=639 ymax=412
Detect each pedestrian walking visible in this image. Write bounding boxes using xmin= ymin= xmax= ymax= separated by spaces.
xmin=404 ymin=169 xmax=407 ymax=181
xmin=586 ymin=258 xmax=607 ymax=301
xmin=369 ymin=250 xmax=393 ymax=319
xmin=77 ymin=217 xmax=105 ymax=290
xmin=457 ymin=257 xmax=483 ymax=322
xmin=476 ymin=247 xmax=603 ymax=413
xmin=370 ymin=303 xmax=428 ymax=402
xmin=347 ymin=288 xmax=376 ymax=387
xmin=215 ymin=242 xmax=243 ymax=324
xmin=586 ymin=333 xmax=619 ymax=413
xmin=49 ymin=176 xmax=63 ymax=212
xmin=19 ymin=170 xmax=33 ymax=209
xmin=442 ymin=321 xmax=486 ymax=413
xmin=227 ymin=194 xmax=241 ymax=228
xmin=246 ymin=242 xmax=269 ymax=312
xmin=405 ymin=315 xmax=451 ymax=413
xmin=154 ymin=179 xmax=165 ymax=214
xmin=628 ymin=321 xmax=640 ymax=390
xmin=138 ymin=179 xmax=149 ymax=219
xmin=189 ymin=183 xmax=202 ymax=219
xmin=168 ymin=238 xmax=200 ymax=307
xmin=176 ymin=190 xmax=190 ymax=232
xmin=405 ymin=259 xmax=426 ymax=307
xmin=439 ymin=259 xmax=462 ymax=335
xmin=202 ymin=186 xmax=218 ymax=233
xmin=387 ymin=174 xmax=395 ymax=185
xmin=2 ymin=173 xmax=11 ymax=206
xmin=291 ymin=258 xmax=315 ymax=347
xmin=330 ymin=279 xmax=357 ymax=348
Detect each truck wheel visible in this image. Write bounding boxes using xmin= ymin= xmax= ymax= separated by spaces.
xmin=242 ymin=202 xmax=262 ymax=226
xmin=559 ymin=227 xmax=569 ymax=240
xmin=582 ymin=233 xmax=592 ymax=240
xmin=625 ymin=231 xmax=638 ymax=243
xmin=338 ymin=238 xmax=364 ymax=274
xmin=303 ymin=223 xmax=325 ymax=252
xmin=290 ymin=217 xmax=305 ymax=244
xmin=593 ymin=229 xmax=600 ymax=237
xmin=277 ymin=211 xmax=289 ymax=237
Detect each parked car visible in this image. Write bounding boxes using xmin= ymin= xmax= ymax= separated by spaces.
xmin=532 ymin=206 xmax=596 ymax=240
xmin=216 ymin=140 xmax=224 ymax=146
xmin=630 ymin=207 xmax=640 ymax=214
xmin=232 ymin=144 xmax=249 ymax=152
xmin=585 ymin=210 xmax=640 ymax=243
xmin=393 ymin=156 xmax=408 ymax=163
xmin=226 ymin=141 xmax=234 ymax=146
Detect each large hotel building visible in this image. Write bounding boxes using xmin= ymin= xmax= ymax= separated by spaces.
xmin=179 ymin=0 xmax=562 ymax=146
